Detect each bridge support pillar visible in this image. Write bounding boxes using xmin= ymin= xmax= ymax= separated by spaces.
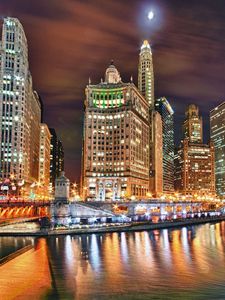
xmin=182 ymin=205 xmax=187 ymax=216
xmin=145 ymin=208 xmax=152 ymax=220
xmin=100 ymin=217 xmax=107 ymax=223
xmin=160 ymin=205 xmax=167 ymax=220
xmin=128 ymin=205 xmax=135 ymax=217
xmin=173 ymin=205 xmax=177 ymax=214
xmin=171 ymin=205 xmax=177 ymax=219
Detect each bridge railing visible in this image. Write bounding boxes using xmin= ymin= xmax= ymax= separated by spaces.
xmin=0 ymin=200 xmax=51 ymax=206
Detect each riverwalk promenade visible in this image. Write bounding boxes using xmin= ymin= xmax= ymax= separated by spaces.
xmin=0 ymin=214 xmax=224 ymax=236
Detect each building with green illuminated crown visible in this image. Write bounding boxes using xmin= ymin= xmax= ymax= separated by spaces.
xmin=82 ymin=62 xmax=150 ymax=201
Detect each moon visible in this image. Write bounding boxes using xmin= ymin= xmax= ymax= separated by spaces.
xmin=148 ymin=11 xmax=154 ymax=20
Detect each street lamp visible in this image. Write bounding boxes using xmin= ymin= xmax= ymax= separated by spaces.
xmin=146 ymin=192 xmax=152 ymax=199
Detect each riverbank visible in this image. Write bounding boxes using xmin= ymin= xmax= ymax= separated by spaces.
xmin=0 ymin=240 xmax=52 ymax=300
xmin=0 ymin=245 xmax=33 ymax=265
xmin=0 ymin=215 xmax=224 ymax=236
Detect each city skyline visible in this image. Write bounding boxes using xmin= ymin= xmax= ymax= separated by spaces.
xmin=1 ymin=3 xmax=225 ymax=299
xmin=1 ymin=1 xmax=225 ymax=181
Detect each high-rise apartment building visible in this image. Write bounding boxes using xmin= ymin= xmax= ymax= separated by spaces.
xmin=49 ymin=128 xmax=64 ymax=190
xmin=175 ymin=105 xmax=215 ymax=196
xmin=210 ymin=102 xmax=225 ymax=196
xmin=0 ymin=17 xmax=41 ymax=184
xmin=155 ymin=97 xmax=174 ymax=192
xmin=39 ymin=123 xmax=51 ymax=196
xmin=82 ymin=62 xmax=150 ymax=201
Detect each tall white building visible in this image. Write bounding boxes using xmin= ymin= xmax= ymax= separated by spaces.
xmin=0 ymin=17 xmax=41 ymax=183
xmin=138 ymin=40 xmax=154 ymax=109
xmin=138 ymin=40 xmax=163 ymax=196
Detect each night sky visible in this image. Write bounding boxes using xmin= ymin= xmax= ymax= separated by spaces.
xmin=1 ymin=0 xmax=225 ymax=181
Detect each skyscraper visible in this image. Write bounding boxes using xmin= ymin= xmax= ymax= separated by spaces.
xmin=29 ymin=90 xmax=42 ymax=182
xmin=210 ymin=102 xmax=225 ymax=196
xmin=175 ymin=105 xmax=215 ymax=197
xmin=49 ymin=128 xmax=64 ymax=190
xmin=138 ymin=40 xmax=154 ymax=109
xmin=183 ymin=104 xmax=203 ymax=143
xmin=175 ymin=140 xmax=215 ymax=197
xmin=82 ymin=62 xmax=150 ymax=201
xmin=39 ymin=123 xmax=51 ymax=196
xmin=155 ymin=97 xmax=174 ymax=192
xmin=149 ymin=110 xmax=163 ymax=196
xmin=138 ymin=40 xmax=163 ymax=196
xmin=0 ymin=17 xmax=41 ymax=184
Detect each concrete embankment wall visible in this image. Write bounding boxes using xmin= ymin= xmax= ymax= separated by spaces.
xmin=0 ymin=245 xmax=33 ymax=265
xmin=48 ymin=216 xmax=225 ymax=236
xmin=0 ymin=215 xmax=224 ymax=236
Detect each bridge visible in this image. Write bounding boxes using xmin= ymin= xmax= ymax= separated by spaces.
xmin=0 ymin=199 xmax=223 ymax=226
xmin=81 ymin=200 xmax=221 ymax=219
xmin=0 ymin=201 xmax=50 ymax=220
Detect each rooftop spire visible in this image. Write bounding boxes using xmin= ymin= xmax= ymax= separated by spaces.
xmin=140 ymin=40 xmax=151 ymax=51
xmin=104 ymin=60 xmax=121 ymax=84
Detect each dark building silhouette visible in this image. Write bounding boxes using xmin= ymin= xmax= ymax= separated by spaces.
xmin=49 ymin=128 xmax=64 ymax=192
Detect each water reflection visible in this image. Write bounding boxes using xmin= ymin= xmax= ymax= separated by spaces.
xmin=0 ymin=236 xmax=33 ymax=259
xmin=1 ymin=222 xmax=225 ymax=299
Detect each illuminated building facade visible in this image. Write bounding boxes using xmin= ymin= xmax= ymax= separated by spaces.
xmin=138 ymin=40 xmax=154 ymax=109
xmin=183 ymin=104 xmax=203 ymax=143
xmin=0 ymin=17 xmax=41 ymax=183
xmin=210 ymin=102 xmax=225 ymax=196
xmin=82 ymin=62 xmax=150 ymax=201
xmin=49 ymin=128 xmax=64 ymax=192
xmin=155 ymin=97 xmax=174 ymax=193
xmin=175 ymin=105 xmax=215 ymax=196
xmin=29 ymin=90 xmax=42 ymax=182
xmin=149 ymin=110 xmax=163 ymax=196
xmin=39 ymin=123 xmax=51 ymax=195
xmin=175 ymin=140 xmax=215 ymax=196
xmin=138 ymin=40 xmax=163 ymax=196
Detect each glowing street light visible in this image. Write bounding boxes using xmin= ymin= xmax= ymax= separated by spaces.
xmin=146 ymin=192 xmax=152 ymax=198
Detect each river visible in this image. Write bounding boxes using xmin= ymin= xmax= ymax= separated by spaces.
xmin=0 ymin=221 xmax=225 ymax=299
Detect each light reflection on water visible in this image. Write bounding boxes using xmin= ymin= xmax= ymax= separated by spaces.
xmin=1 ymin=222 xmax=225 ymax=299
xmin=0 ymin=236 xmax=33 ymax=259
